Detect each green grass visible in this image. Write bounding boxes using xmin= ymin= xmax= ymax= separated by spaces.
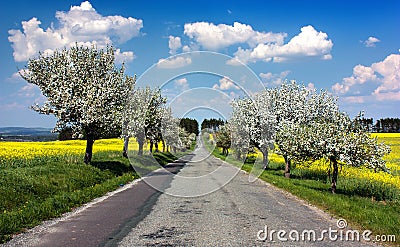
xmin=210 ymin=146 xmax=399 ymax=245
xmin=0 ymin=149 xmax=183 ymax=244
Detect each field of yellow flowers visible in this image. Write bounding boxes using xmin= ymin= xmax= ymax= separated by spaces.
xmin=2 ymin=134 xmax=399 ymax=190
xmin=0 ymin=138 xmax=141 ymax=168
xmin=292 ymin=133 xmax=400 ymax=190
xmin=210 ymin=131 xmax=400 ymax=195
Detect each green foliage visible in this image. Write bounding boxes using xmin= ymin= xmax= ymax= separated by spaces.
xmin=180 ymin=118 xmax=199 ymax=135
xmin=201 ymin=118 xmax=225 ymax=131
xmin=215 ymin=125 xmax=231 ymax=155
xmin=375 ymin=118 xmax=400 ymax=133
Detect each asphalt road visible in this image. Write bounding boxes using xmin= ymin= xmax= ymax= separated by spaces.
xmin=118 ymin=145 xmax=378 ymax=247
xmin=4 ymin=143 xmax=379 ymax=246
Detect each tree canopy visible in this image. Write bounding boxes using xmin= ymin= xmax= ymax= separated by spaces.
xmin=21 ymin=45 xmax=134 ymax=163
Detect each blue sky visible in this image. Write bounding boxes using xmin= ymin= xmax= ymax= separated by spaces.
xmin=0 ymin=0 xmax=399 ymax=127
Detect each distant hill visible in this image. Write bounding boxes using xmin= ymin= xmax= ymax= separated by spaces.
xmin=0 ymin=127 xmax=58 ymax=141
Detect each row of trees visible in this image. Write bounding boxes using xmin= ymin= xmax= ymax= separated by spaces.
xmin=180 ymin=118 xmax=199 ymax=136
xmin=21 ymin=45 xmax=195 ymax=164
xmin=375 ymin=118 xmax=400 ymax=133
xmin=357 ymin=117 xmax=400 ymax=132
xmin=201 ymin=118 xmax=225 ymax=131
xmin=224 ymin=81 xmax=391 ymax=193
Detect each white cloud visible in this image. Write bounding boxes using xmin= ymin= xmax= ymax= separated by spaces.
xmin=184 ymin=21 xmax=286 ymax=50
xmin=174 ymin=77 xmax=190 ymax=91
xmin=371 ymin=54 xmax=400 ymax=95
xmin=363 ymin=36 xmax=380 ymax=47
xmin=322 ymin=54 xmax=332 ymax=60
xmin=373 ymin=91 xmax=400 ymax=101
xmin=212 ymin=76 xmax=239 ymax=90
xmin=306 ymin=82 xmax=316 ymax=92
xmin=182 ymin=45 xmax=191 ymax=52
xmin=7 ymin=70 xmax=26 ymax=82
xmin=342 ymin=95 xmax=366 ymax=104
xmin=182 ymin=22 xmax=332 ymax=64
xmin=157 ymin=56 xmax=192 ymax=69
xmin=259 ymin=70 xmax=290 ymax=86
xmin=114 ymin=49 xmax=135 ymax=63
xmin=332 ymin=64 xmax=377 ymax=94
xmin=332 ymin=53 xmax=400 ymax=101
xmin=18 ymin=83 xmax=39 ymax=98
xmin=175 ymin=77 xmax=187 ymax=85
xmin=168 ymin=36 xmax=182 ymax=55
xmin=233 ymin=25 xmax=333 ymax=64
xmin=1 ymin=102 xmax=25 ymax=110
xmin=8 ymin=1 xmax=143 ymax=62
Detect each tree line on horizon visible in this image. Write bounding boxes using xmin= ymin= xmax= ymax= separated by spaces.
xmin=358 ymin=117 xmax=400 ymax=133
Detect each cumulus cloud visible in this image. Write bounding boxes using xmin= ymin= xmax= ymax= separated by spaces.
xmin=181 ymin=22 xmax=332 ymax=64
xmin=332 ymin=64 xmax=377 ymax=94
xmin=114 ymin=49 xmax=135 ymax=64
xmin=1 ymin=102 xmax=25 ymax=110
xmin=157 ymin=56 xmax=192 ymax=69
xmin=184 ymin=21 xmax=286 ymax=51
xmin=332 ymin=53 xmax=400 ymax=101
xmin=174 ymin=77 xmax=190 ymax=91
xmin=212 ymin=76 xmax=239 ymax=90
xmin=233 ymin=25 xmax=333 ymax=64
xmin=18 ymin=84 xmax=38 ymax=97
xmin=7 ymin=70 xmax=26 ymax=82
xmin=306 ymin=82 xmax=316 ymax=92
xmin=8 ymin=1 xmax=143 ymax=62
xmin=363 ymin=36 xmax=380 ymax=47
xmin=259 ymin=70 xmax=290 ymax=86
xmin=168 ymin=36 xmax=182 ymax=55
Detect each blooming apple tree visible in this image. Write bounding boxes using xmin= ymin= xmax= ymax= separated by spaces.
xmin=161 ymin=107 xmax=182 ymax=152
xmin=122 ymin=87 xmax=166 ymax=156
xmin=21 ymin=45 xmax=134 ymax=164
xmin=215 ymin=124 xmax=231 ymax=155
xmin=269 ymin=81 xmax=310 ymax=177
xmin=309 ymin=112 xmax=391 ymax=193
xmin=228 ymin=80 xmax=390 ymax=193
xmin=230 ymin=93 xmax=276 ymax=169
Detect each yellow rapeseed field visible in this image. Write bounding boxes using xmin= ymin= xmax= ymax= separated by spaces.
xmin=243 ymin=133 xmax=399 ymax=189
xmin=294 ymin=133 xmax=400 ymax=189
xmin=0 ymin=138 xmax=140 ymax=164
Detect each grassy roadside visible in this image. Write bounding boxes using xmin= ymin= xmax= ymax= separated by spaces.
xmin=206 ymin=138 xmax=399 ymax=245
xmin=0 ymin=149 xmax=184 ymax=244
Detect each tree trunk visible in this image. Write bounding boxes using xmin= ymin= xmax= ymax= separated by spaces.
xmin=123 ymin=136 xmax=129 ymax=158
xmin=150 ymin=141 xmax=154 ymax=153
xmin=235 ymin=151 xmax=241 ymax=160
xmin=173 ymin=146 xmax=176 ymax=154
xmin=154 ymin=141 xmax=159 ymax=152
xmin=162 ymin=140 xmax=166 ymax=152
xmin=138 ymin=138 xmax=144 ymax=156
xmin=284 ymin=155 xmax=291 ymax=178
xmin=330 ymin=157 xmax=338 ymax=194
xmin=260 ymin=148 xmax=269 ymax=169
xmin=84 ymin=133 xmax=94 ymax=164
